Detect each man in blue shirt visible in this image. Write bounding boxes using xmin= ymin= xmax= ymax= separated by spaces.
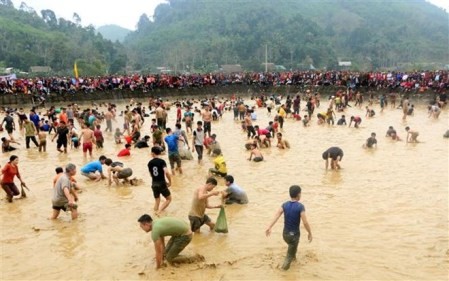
xmin=164 ymin=128 xmax=182 ymax=175
xmin=29 ymin=110 xmax=40 ymax=128
xmin=223 ymin=175 xmax=248 ymax=204
xmin=80 ymin=155 xmax=108 ymax=181
xmin=265 ymin=185 xmax=313 ymax=270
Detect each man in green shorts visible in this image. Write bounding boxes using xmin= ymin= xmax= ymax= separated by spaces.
xmin=138 ymin=214 xmax=193 ymax=269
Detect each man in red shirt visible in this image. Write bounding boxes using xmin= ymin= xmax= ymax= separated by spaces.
xmin=117 ymin=144 xmax=131 ymax=157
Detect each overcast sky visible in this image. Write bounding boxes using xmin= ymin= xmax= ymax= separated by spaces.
xmin=10 ymin=0 xmax=449 ymax=31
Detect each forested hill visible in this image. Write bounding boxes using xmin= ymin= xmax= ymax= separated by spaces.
xmin=125 ymin=0 xmax=449 ymax=72
xmin=97 ymin=25 xmax=131 ymax=43
xmin=0 ymin=1 xmax=127 ymax=75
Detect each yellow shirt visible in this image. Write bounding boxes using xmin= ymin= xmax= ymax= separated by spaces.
xmin=214 ymin=155 xmax=227 ymax=174
xmin=278 ymin=107 xmax=286 ymax=118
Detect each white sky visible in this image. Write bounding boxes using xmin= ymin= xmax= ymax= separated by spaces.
xmin=11 ymin=0 xmax=449 ymax=31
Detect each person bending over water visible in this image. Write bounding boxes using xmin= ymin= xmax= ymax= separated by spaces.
xmin=80 ymin=155 xmax=107 ymax=181
xmin=138 ymin=214 xmax=195 ymax=269
xmin=348 ymin=116 xmax=362 ymax=128
xmin=322 ymin=147 xmax=343 ymax=170
xmin=405 ymin=126 xmax=419 ymax=143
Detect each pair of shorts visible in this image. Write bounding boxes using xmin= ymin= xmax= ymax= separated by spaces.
xmin=6 ymin=127 xmax=13 ymax=134
xmin=168 ymin=152 xmax=181 ymax=169
xmin=117 ymin=168 xmax=132 ymax=179
xmin=151 ymin=181 xmax=170 ymax=199
xmin=188 ymin=215 xmax=211 ymax=232
xmin=52 ymin=203 xmax=78 ymax=211
xmin=52 ymin=205 xmax=68 ymax=212
xmin=83 ymin=142 xmax=93 ymax=153
xmin=209 ymin=168 xmax=227 ymax=177
xmin=203 ymin=122 xmax=211 ymax=134
xmin=81 ymin=171 xmax=93 ymax=178
xmin=57 ymin=139 xmax=68 ymax=149
xmin=253 ymin=156 xmax=263 ymax=162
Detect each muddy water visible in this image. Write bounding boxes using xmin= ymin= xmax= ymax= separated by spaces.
xmin=1 ymin=98 xmax=448 ymax=280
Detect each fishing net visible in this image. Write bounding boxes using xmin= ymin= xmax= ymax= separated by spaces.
xmin=20 ymin=183 xmax=28 ymax=198
xmin=214 ymin=206 xmax=228 ymax=233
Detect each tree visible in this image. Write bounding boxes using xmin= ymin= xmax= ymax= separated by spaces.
xmin=72 ymin=13 xmax=81 ymax=26
xmin=136 ymin=13 xmax=151 ymax=32
xmin=0 ymin=0 xmax=13 ymax=7
xmin=19 ymin=2 xmax=36 ymax=14
xmin=41 ymin=9 xmax=57 ymax=27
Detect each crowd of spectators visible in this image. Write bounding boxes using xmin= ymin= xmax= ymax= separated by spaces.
xmin=0 ymin=70 xmax=447 ymax=96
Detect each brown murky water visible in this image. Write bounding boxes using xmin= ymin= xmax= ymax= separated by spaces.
xmin=1 ymin=97 xmax=448 ymax=280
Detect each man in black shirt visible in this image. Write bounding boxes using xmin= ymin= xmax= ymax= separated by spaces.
xmin=52 ymin=121 xmax=69 ymax=153
xmin=134 ymin=135 xmax=150 ymax=148
xmin=2 ymin=112 xmax=15 ymax=140
xmin=147 ymin=146 xmax=172 ymax=215
xmin=322 ymin=147 xmax=344 ymax=170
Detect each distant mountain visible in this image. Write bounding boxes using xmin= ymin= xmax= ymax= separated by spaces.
xmin=124 ymin=0 xmax=449 ymax=71
xmin=97 ymin=24 xmax=131 ymax=42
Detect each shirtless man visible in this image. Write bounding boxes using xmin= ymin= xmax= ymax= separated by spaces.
xmin=202 ymin=107 xmax=212 ymax=138
xmin=155 ymin=103 xmax=165 ymax=130
xmin=245 ymin=139 xmax=259 ymax=150
xmin=1 ymin=137 xmax=19 ymax=153
xmin=389 ymin=92 xmax=397 ymax=109
xmin=188 ymin=177 xmax=222 ymax=233
xmin=405 ymin=126 xmax=419 ymax=143
xmin=276 ymin=132 xmax=290 ymax=149
xmin=402 ymin=97 xmax=409 ymax=121
xmin=38 ymin=129 xmax=47 ymax=152
xmin=79 ymin=124 xmax=96 ymax=157
xmin=248 ymin=143 xmax=264 ymax=162
xmin=244 ymin=112 xmax=256 ymax=139
xmin=256 ymin=134 xmax=271 ymax=148
xmin=130 ymin=120 xmax=141 ymax=143
xmin=123 ymin=110 xmax=131 ymax=135
xmin=104 ymin=110 xmax=113 ymax=132
xmin=132 ymin=110 xmax=142 ymax=127
xmin=183 ymin=107 xmax=194 ymax=134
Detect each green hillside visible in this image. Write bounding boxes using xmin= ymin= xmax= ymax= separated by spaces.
xmin=125 ymin=0 xmax=449 ymax=71
xmin=0 ymin=1 xmax=127 ymax=75
xmin=97 ymin=24 xmax=131 ymax=43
